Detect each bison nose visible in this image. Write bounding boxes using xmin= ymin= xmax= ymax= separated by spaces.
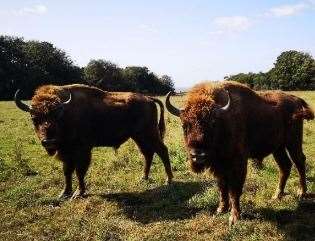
xmin=190 ymin=148 xmax=207 ymax=158
xmin=41 ymin=139 xmax=57 ymax=147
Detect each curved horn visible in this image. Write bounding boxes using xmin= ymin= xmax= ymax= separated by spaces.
xmin=14 ymin=89 xmax=31 ymax=112
xmin=61 ymin=90 xmax=72 ymax=105
xmin=165 ymin=91 xmax=181 ymax=117
xmin=220 ymin=90 xmax=231 ymax=111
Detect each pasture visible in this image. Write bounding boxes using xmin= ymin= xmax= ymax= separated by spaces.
xmin=0 ymin=91 xmax=314 ymax=241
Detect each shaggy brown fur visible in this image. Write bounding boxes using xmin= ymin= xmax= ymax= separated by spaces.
xmin=167 ymin=81 xmax=314 ymax=225
xmin=17 ymin=84 xmax=173 ymax=199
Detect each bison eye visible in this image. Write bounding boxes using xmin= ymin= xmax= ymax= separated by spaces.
xmin=182 ymin=123 xmax=191 ymax=132
xmin=31 ymin=116 xmax=40 ymax=125
xmin=50 ymin=107 xmax=64 ymax=120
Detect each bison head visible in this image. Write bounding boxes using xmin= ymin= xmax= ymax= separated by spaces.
xmin=14 ymin=89 xmax=71 ymax=156
xmin=166 ymin=90 xmax=230 ymax=173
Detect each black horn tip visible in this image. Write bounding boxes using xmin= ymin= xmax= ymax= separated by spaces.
xmin=14 ymin=89 xmax=31 ymax=112
xmin=165 ymin=91 xmax=181 ymax=117
xmin=14 ymin=89 xmax=21 ymax=100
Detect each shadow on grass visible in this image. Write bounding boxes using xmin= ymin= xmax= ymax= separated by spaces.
xmin=243 ymin=197 xmax=315 ymax=241
xmin=100 ymin=180 xmax=216 ymax=224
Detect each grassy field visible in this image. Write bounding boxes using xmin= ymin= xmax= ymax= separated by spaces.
xmin=0 ymin=91 xmax=314 ymax=241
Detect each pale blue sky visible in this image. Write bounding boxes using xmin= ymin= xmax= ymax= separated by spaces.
xmin=1 ymin=0 xmax=315 ymax=87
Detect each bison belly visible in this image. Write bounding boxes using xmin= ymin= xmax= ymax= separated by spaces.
xmin=247 ymin=118 xmax=285 ymax=159
xmin=91 ymin=127 xmax=131 ymax=147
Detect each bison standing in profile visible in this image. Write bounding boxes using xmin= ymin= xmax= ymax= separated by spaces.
xmin=15 ymin=84 xmax=173 ymax=199
xmin=166 ymin=81 xmax=314 ymax=225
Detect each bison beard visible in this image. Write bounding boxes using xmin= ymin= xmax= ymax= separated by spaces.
xmin=166 ymin=81 xmax=314 ymax=225
xmin=15 ymin=84 xmax=173 ymax=199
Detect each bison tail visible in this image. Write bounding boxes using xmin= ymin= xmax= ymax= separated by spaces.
xmin=150 ymin=97 xmax=166 ymax=140
xmin=294 ymin=98 xmax=314 ymax=121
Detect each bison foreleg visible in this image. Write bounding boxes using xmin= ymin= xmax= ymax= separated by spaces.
xmin=216 ymin=178 xmax=229 ymax=214
xmin=59 ymin=161 xmax=75 ymax=199
xmin=228 ymin=188 xmax=242 ymax=226
xmin=71 ymin=151 xmax=91 ymax=200
xmin=228 ymin=161 xmax=247 ymax=226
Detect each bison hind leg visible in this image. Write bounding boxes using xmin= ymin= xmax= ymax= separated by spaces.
xmin=272 ymin=148 xmax=292 ymax=200
xmin=132 ymin=135 xmax=173 ymax=184
xmin=286 ymin=147 xmax=307 ymax=198
xmin=286 ymin=121 xmax=307 ymax=198
xmin=155 ymin=142 xmax=173 ymax=184
xmin=141 ymin=151 xmax=154 ymax=181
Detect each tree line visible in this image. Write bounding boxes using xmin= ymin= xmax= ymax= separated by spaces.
xmin=225 ymin=50 xmax=315 ymax=90
xmin=1 ymin=35 xmax=314 ymax=100
xmin=0 ymin=35 xmax=174 ymax=100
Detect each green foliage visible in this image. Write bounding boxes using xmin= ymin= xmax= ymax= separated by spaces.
xmin=84 ymin=59 xmax=175 ymax=94
xmin=84 ymin=59 xmax=129 ymax=91
xmin=0 ymin=35 xmax=83 ymax=99
xmin=0 ymin=36 xmax=175 ymax=99
xmin=225 ymin=50 xmax=315 ymax=90
xmin=269 ymin=50 xmax=315 ymax=90
xmin=0 ymin=36 xmax=28 ymax=99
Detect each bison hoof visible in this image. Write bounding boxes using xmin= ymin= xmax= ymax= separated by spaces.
xmin=141 ymin=176 xmax=149 ymax=181
xmin=140 ymin=176 xmax=153 ymax=184
xmin=297 ymin=189 xmax=307 ymax=199
xmin=70 ymin=189 xmax=85 ymax=200
xmin=58 ymin=190 xmax=72 ymax=200
xmin=166 ymin=178 xmax=173 ymax=185
xmin=272 ymin=191 xmax=286 ymax=200
xmin=229 ymin=213 xmax=240 ymax=226
xmin=216 ymin=206 xmax=229 ymax=215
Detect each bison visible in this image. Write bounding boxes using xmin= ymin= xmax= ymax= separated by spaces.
xmin=166 ymin=81 xmax=314 ymax=225
xmin=15 ymin=84 xmax=173 ymax=199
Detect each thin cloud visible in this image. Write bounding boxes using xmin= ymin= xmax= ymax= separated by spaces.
xmin=212 ymin=16 xmax=252 ymax=34
xmin=268 ymin=3 xmax=307 ymax=17
xmin=210 ymin=1 xmax=315 ymax=36
xmin=138 ymin=24 xmax=158 ymax=34
xmin=0 ymin=4 xmax=48 ymax=17
xmin=15 ymin=4 xmax=47 ymax=16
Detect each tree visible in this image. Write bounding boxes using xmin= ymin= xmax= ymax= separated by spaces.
xmin=159 ymin=75 xmax=175 ymax=94
xmin=123 ymin=66 xmax=151 ymax=92
xmin=122 ymin=66 xmax=175 ymax=94
xmin=268 ymin=50 xmax=315 ymax=90
xmin=0 ymin=36 xmax=83 ymax=99
xmin=84 ymin=59 xmax=129 ymax=91
xmin=225 ymin=50 xmax=315 ymax=90
xmin=0 ymin=36 xmax=28 ymax=99
xmin=0 ymin=35 xmax=175 ymax=99
xmin=23 ymin=41 xmax=82 ymax=90
xmin=225 ymin=72 xmax=255 ymax=88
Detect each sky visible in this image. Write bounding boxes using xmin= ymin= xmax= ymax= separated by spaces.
xmin=1 ymin=0 xmax=315 ymax=88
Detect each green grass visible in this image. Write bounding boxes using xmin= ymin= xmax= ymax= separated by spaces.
xmin=0 ymin=92 xmax=314 ymax=241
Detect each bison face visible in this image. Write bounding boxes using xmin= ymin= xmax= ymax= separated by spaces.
xmin=14 ymin=89 xmax=71 ymax=156
xmin=166 ymin=90 xmax=230 ymax=173
xmin=181 ymin=111 xmax=220 ymax=173
xmin=31 ymin=108 xmax=65 ymax=156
